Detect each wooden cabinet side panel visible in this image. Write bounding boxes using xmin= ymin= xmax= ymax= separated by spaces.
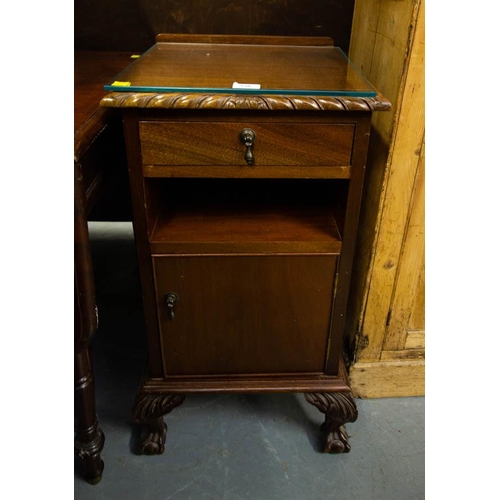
xmin=122 ymin=112 xmax=164 ymax=376
xmin=325 ymin=115 xmax=372 ymax=375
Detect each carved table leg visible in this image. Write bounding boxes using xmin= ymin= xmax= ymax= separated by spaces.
xmin=75 ymin=349 xmax=105 ymax=484
xmin=132 ymin=393 xmax=185 ymax=455
xmin=304 ymin=392 xmax=358 ymax=453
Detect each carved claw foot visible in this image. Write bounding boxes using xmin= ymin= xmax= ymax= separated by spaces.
xmin=321 ymin=419 xmax=351 ymax=453
xmin=305 ymin=392 xmax=358 ymax=454
xmin=132 ymin=393 xmax=185 ymax=455
xmin=139 ymin=417 xmax=167 ymax=455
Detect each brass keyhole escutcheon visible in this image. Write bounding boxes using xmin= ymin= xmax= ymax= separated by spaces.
xmin=164 ymin=293 xmax=179 ymax=321
xmin=239 ymin=128 xmax=256 ymax=165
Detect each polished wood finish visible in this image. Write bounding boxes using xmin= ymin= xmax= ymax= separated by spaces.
xmin=74 ymin=51 xmax=133 ymax=157
xmin=155 ymin=34 xmax=335 ymax=46
xmin=153 ymin=254 xmax=338 ymax=375
xmin=75 ymin=51 xmax=133 ymax=219
xmin=74 ymin=161 xmax=105 ymax=484
xmin=325 ymin=115 xmax=372 ymax=374
xmin=149 ymin=176 xmax=348 ymax=253
xmin=74 ymin=51 xmax=133 ymax=483
xmin=74 ymin=349 xmax=105 ymax=483
xmin=122 ymin=112 xmax=165 ymax=376
xmin=74 ymin=163 xmax=98 ymax=352
xmin=144 ymin=164 xmax=351 ymax=179
xmin=102 ymin=91 xmax=390 ymax=112
xmin=137 ymin=372 xmax=351 ymax=394
xmin=150 ymin=205 xmax=342 ymax=254
xmin=106 ymin=36 xmax=389 ymax=454
xmin=105 ymin=43 xmax=373 ymax=94
xmin=137 ymin=356 xmax=351 ymax=396
xmin=140 ymin=121 xmax=354 ymax=167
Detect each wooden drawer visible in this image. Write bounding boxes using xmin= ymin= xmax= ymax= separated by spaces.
xmin=140 ymin=121 xmax=354 ymax=169
xmin=153 ymin=254 xmax=338 ymax=376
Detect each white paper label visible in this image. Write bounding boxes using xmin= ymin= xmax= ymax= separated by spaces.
xmin=232 ymin=82 xmax=261 ymax=90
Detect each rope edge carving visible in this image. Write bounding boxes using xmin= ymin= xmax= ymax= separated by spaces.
xmin=100 ymin=92 xmax=391 ymax=112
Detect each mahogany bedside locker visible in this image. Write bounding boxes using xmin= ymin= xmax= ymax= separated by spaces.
xmin=101 ymin=34 xmax=390 ymax=455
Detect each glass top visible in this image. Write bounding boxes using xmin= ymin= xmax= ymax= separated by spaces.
xmin=104 ymin=42 xmax=376 ymax=97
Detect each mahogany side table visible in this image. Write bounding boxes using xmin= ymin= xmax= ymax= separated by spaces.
xmin=101 ymin=34 xmax=390 ymax=455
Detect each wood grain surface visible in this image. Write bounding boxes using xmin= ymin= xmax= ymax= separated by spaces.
xmin=105 ymin=42 xmax=373 ymax=94
xmin=350 ymin=360 xmax=424 ymax=398
xmin=140 ymin=121 xmax=354 ymax=167
xmin=153 ymin=254 xmax=337 ymax=376
xmin=150 ymin=204 xmax=342 ymax=254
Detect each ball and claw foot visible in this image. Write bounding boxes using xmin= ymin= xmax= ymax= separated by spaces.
xmin=133 ymin=393 xmax=186 ymax=455
xmin=305 ymin=392 xmax=358 ymax=454
xmin=138 ymin=417 xmax=167 ymax=455
xmin=321 ymin=419 xmax=351 ymax=454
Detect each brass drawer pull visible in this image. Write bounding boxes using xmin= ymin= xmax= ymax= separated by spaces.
xmin=164 ymin=293 xmax=179 ymax=320
xmin=239 ymin=128 xmax=256 ymax=165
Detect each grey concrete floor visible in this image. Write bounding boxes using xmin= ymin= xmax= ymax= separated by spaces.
xmin=75 ymin=222 xmax=424 ymax=500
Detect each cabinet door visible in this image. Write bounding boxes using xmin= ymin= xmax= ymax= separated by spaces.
xmin=153 ymin=255 xmax=337 ymax=376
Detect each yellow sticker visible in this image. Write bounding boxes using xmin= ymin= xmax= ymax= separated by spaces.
xmin=111 ymin=81 xmax=131 ymax=87
xmin=130 ymin=55 xmax=140 ymax=59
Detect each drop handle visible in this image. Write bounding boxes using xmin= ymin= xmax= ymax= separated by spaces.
xmin=239 ymin=128 xmax=256 ymax=165
xmin=164 ymin=293 xmax=179 ymax=321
